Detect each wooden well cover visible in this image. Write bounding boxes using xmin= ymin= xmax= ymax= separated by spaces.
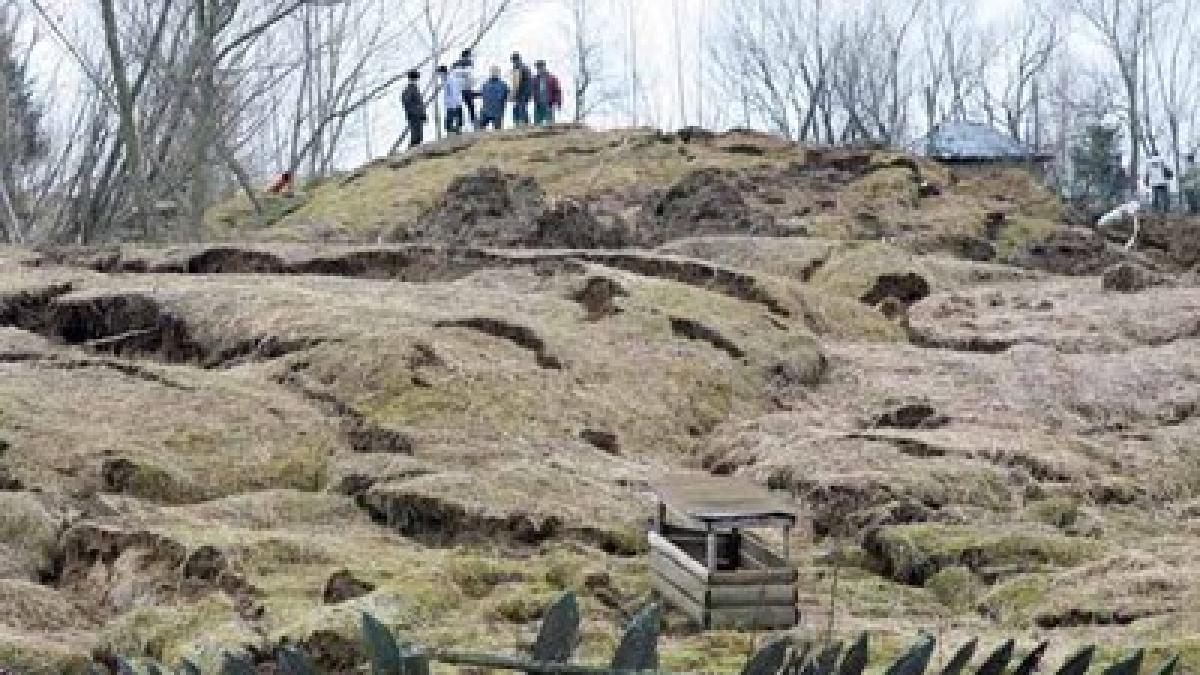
xmin=653 ymin=472 xmax=797 ymax=529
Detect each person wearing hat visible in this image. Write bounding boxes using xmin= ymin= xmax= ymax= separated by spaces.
xmin=509 ymin=52 xmax=533 ymax=126
xmin=401 ymin=69 xmax=426 ymax=148
xmin=479 ymin=66 xmax=510 ymax=131
xmin=454 ymin=48 xmax=478 ymax=129
xmin=532 ymin=59 xmax=563 ymax=126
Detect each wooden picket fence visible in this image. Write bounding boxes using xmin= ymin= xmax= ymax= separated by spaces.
xmin=94 ymin=592 xmax=1178 ymax=675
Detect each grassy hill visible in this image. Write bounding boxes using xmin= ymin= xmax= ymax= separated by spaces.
xmin=0 ymin=127 xmax=1197 ymax=672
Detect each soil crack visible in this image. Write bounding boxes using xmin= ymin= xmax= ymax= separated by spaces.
xmin=434 ymin=317 xmax=563 ymax=369
xmin=669 ymin=317 xmax=746 ymax=359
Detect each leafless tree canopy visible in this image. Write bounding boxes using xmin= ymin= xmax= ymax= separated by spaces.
xmin=709 ymin=0 xmax=1199 ymax=183
xmin=10 ymin=0 xmax=518 ymax=243
xmin=4 ymin=0 xmax=1200 ymax=243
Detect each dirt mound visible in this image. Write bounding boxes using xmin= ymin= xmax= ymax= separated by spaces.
xmin=642 ymin=168 xmax=780 ymax=243
xmin=408 ymin=167 xmax=546 ymax=246
xmin=570 ymin=276 xmax=627 ymax=320
xmin=1126 ymin=216 xmax=1200 ymax=268
xmin=1102 ymin=262 xmax=1168 ymax=293
xmin=406 ymin=165 xmax=785 ymax=249
xmin=534 ymin=198 xmax=632 ymax=248
xmin=860 ymin=272 xmax=931 ymax=308
xmin=56 ymin=523 xmax=257 ymax=618
xmin=1009 ymin=227 xmax=1125 ymax=275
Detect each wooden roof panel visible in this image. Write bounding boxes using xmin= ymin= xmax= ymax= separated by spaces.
xmin=653 ymin=472 xmax=797 ymax=525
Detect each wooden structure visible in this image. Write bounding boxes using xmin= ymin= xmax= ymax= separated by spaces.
xmin=648 ymin=473 xmax=799 ymax=630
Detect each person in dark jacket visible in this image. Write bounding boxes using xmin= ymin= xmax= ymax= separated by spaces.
xmin=509 ymin=53 xmax=533 ymax=126
xmin=479 ymin=66 xmax=510 ymax=130
xmin=401 ymin=69 xmax=426 ymax=148
xmin=532 ymin=60 xmax=563 ymax=126
xmin=454 ymin=49 xmax=478 ymax=129
xmin=1183 ymin=154 xmax=1200 ymax=215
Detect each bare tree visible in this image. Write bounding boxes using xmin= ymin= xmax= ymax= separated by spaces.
xmin=984 ymin=3 xmax=1060 ymax=142
xmin=98 ymin=0 xmax=150 ymax=235
xmin=20 ymin=0 xmax=521 ymax=243
xmin=710 ymin=0 xmax=808 ymax=139
xmin=1149 ymin=1 xmax=1197 ymax=190
xmin=672 ymin=0 xmax=687 ymax=127
xmin=828 ymin=0 xmax=922 ymax=144
xmin=919 ymin=0 xmax=995 ymax=129
xmin=1070 ymin=0 xmax=1168 ymax=187
xmin=562 ymin=0 xmax=620 ymax=123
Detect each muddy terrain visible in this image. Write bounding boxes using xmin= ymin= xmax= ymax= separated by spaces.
xmin=2 ymin=127 xmax=1199 ymax=672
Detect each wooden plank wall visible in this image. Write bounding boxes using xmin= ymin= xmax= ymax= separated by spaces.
xmin=649 ymin=531 xmax=798 ymax=630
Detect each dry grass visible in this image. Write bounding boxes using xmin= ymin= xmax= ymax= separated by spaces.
xmin=207 ymin=126 xmax=1064 ymax=259
xmin=211 ymin=127 xmax=803 ymax=242
xmin=5 ymin=128 xmax=1200 ymax=670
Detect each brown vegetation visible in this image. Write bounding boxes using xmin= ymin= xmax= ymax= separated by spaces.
xmin=1 ymin=129 xmax=1199 ymax=671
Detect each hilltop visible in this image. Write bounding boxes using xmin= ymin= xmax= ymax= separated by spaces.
xmin=0 ymin=127 xmax=1198 ymax=672
xmin=209 ymin=126 xmax=1061 ymax=256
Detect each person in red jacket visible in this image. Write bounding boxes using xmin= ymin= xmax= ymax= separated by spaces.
xmin=532 ymin=60 xmax=562 ymax=126
xmin=267 ymin=171 xmax=293 ymax=197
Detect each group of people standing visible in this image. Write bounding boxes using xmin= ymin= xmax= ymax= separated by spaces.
xmin=1143 ymin=152 xmax=1200 ymax=214
xmin=401 ymin=49 xmax=563 ymax=148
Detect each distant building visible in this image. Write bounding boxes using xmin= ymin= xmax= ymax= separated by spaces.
xmin=917 ymin=121 xmax=1051 ymax=166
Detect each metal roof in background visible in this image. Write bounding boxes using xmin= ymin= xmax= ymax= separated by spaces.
xmin=920 ymin=121 xmax=1036 ymax=161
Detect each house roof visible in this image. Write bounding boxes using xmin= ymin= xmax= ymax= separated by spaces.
xmin=653 ymin=472 xmax=797 ymax=527
xmin=920 ymin=121 xmax=1038 ymax=162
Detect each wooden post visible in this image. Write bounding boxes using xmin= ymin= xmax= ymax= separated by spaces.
xmin=655 ymin=499 xmax=667 ymax=534
xmin=705 ymin=524 xmax=717 ymax=573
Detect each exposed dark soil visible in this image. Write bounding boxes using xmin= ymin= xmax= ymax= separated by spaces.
xmin=1101 ymin=262 xmax=1168 ymax=293
xmin=580 ymin=429 xmax=620 ymax=455
xmin=322 ymin=569 xmax=376 ymax=605
xmin=359 ymin=489 xmax=564 ymax=546
xmin=570 ymin=276 xmax=627 ymax=320
xmin=434 ymin=317 xmax=563 ymax=370
xmin=1009 ymin=228 xmax=1127 ymax=276
xmin=860 ymin=273 xmax=931 ymax=308
xmin=869 ymin=400 xmax=949 ymax=430
xmin=669 ymin=318 xmax=745 ymax=359
xmin=642 ymin=168 xmax=781 ymax=244
xmin=0 ymin=289 xmax=322 ymax=370
xmin=408 ymin=167 xmax=546 ymax=246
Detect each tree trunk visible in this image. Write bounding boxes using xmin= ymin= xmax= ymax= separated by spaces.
xmin=99 ymin=0 xmax=149 ymax=238
xmin=672 ymin=0 xmax=686 ymax=127
xmin=0 ymin=176 xmax=22 ymax=244
xmin=190 ymin=0 xmax=218 ymax=241
xmin=1126 ymin=62 xmax=1141 ymax=198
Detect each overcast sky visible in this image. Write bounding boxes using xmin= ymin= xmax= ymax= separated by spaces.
xmin=22 ymin=0 xmax=1120 ymax=172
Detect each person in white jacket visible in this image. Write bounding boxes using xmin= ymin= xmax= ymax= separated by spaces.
xmin=1143 ymin=152 xmax=1173 ymax=213
xmin=454 ymin=49 xmax=478 ymax=130
xmin=438 ymin=65 xmax=464 ymax=135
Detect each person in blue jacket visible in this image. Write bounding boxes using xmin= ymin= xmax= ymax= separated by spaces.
xmin=479 ymin=66 xmax=510 ymax=131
